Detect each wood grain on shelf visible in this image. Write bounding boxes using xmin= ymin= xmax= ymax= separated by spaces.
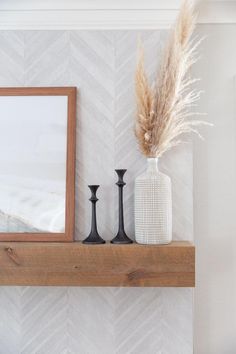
xmin=0 ymin=241 xmax=195 ymax=287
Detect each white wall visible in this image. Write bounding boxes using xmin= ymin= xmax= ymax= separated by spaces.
xmin=193 ymin=24 xmax=236 ymax=354
xmin=1 ymin=5 xmax=234 ymax=354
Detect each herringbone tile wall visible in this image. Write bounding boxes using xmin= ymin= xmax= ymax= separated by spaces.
xmin=0 ymin=31 xmax=193 ymax=354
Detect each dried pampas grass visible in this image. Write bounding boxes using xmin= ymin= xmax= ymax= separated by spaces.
xmin=135 ymin=0 xmax=210 ymax=158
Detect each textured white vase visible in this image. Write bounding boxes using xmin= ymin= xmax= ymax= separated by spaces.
xmin=135 ymin=158 xmax=172 ymax=244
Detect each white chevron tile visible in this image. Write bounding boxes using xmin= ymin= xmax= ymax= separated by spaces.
xmin=0 ymin=287 xmax=21 ymax=354
xmin=24 ymin=31 xmax=69 ymax=86
xmin=68 ymin=288 xmax=114 ymax=354
xmin=21 ymin=287 xmax=69 ymax=354
xmin=0 ymin=31 xmax=24 ymax=86
xmin=160 ymin=288 xmax=193 ymax=354
xmin=114 ymin=288 xmax=163 ymax=354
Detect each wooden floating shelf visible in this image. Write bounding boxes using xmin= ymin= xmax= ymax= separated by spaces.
xmin=0 ymin=241 xmax=195 ymax=287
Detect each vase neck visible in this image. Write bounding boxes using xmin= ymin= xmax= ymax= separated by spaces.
xmin=147 ymin=158 xmax=159 ymax=173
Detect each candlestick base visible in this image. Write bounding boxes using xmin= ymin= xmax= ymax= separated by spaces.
xmin=83 ymin=232 xmax=106 ymax=244
xmin=111 ymin=230 xmax=133 ymax=244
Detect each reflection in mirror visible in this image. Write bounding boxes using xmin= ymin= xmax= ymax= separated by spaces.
xmin=0 ymin=95 xmax=68 ymax=233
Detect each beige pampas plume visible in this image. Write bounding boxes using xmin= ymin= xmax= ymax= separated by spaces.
xmin=135 ymin=0 xmax=211 ymax=158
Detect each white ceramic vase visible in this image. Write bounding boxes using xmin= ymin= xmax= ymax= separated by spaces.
xmin=134 ymin=157 xmax=172 ymax=244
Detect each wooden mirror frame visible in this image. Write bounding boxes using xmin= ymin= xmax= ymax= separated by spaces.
xmin=0 ymin=87 xmax=76 ymax=242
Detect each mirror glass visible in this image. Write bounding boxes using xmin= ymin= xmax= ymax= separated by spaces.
xmin=0 ymin=95 xmax=68 ymax=233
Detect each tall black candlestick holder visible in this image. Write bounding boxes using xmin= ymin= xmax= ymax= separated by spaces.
xmin=111 ymin=169 xmax=133 ymax=244
xmin=83 ymin=185 xmax=105 ymax=244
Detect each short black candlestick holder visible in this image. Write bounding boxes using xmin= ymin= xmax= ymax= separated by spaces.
xmin=83 ymin=185 xmax=105 ymax=244
xmin=111 ymin=169 xmax=133 ymax=244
